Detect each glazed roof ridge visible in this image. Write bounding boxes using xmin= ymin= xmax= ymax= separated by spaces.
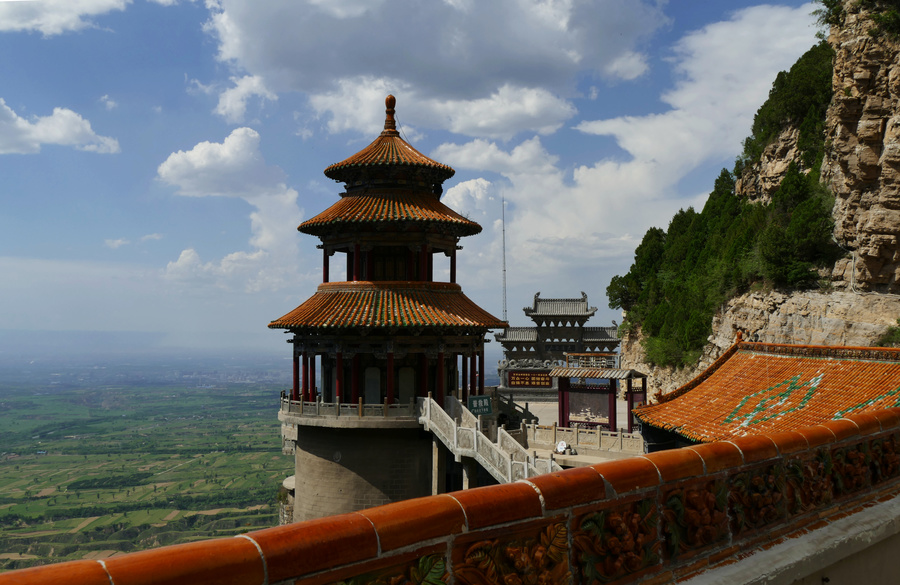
xmin=323 ymin=95 xmax=455 ymax=184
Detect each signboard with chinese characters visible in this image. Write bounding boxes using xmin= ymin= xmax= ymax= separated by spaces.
xmin=508 ymin=370 xmax=552 ymax=388
xmin=467 ymin=395 xmax=493 ymax=415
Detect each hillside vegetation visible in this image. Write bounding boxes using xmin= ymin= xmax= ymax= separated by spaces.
xmin=607 ymin=41 xmax=840 ymax=367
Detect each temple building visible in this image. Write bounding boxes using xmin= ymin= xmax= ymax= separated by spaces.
xmin=268 ymin=96 xmax=507 ymax=521
xmin=495 ymin=292 xmax=619 ymax=395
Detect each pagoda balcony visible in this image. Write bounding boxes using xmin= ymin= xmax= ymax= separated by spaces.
xmin=278 ymin=395 xmax=421 ymax=430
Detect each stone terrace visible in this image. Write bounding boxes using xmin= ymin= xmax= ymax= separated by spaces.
xmin=4 ymin=409 xmax=900 ymax=585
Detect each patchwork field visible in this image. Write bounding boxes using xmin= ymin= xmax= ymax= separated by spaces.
xmin=0 ymin=379 xmax=292 ymax=571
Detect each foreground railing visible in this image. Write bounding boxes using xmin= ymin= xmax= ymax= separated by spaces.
xmin=9 ymin=408 xmax=900 ymax=585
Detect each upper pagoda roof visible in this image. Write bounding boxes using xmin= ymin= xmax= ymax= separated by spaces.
xmin=268 ymin=281 xmax=507 ymax=331
xmin=523 ymin=292 xmax=597 ymax=318
xmin=633 ymin=339 xmax=900 ymax=443
xmin=323 ymin=95 xmax=455 ymax=186
xmin=299 ymin=188 xmax=481 ymax=237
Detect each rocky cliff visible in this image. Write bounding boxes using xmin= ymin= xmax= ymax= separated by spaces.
xmin=624 ymin=1 xmax=900 ymax=397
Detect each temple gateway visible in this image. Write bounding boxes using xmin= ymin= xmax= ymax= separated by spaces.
xmin=495 ymin=292 xmax=620 ymax=396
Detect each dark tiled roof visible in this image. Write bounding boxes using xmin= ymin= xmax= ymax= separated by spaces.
xmin=583 ymin=326 xmax=619 ymax=342
xmin=299 ymin=190 xmax=481 ymax=236
xmin=323 ymin=95 xmax=455 ymax=185
xmin=549 ymin=367 xmax=646 ymax=380
xmin=523 ymin=292 xmax=597 ymax=317
xmin=494 ymin=327 xmax=539 ymax=342
xmin=633 ymin=342 xmax=900 ymax=442
xmin=269 ymin=281 xmax=507 ymax=330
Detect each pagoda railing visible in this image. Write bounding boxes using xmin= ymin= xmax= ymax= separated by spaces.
xmin=279 ymin=395 xmax=417 ymax=419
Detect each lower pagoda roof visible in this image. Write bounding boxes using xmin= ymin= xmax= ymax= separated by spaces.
xmin=268 ymin=281 xmax=507 ymax=331
xmin=633 ymin=341 xmax=900 ymax=443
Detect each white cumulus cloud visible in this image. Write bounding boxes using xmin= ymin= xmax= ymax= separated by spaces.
xmin=0 ymin=98 xmax=120 ymax=154
xmin=214 ymin=75 xmax=277 ymax=123
xmin=0 ymin=0 xmax=129 ymax=36
xmin=157 ymin=127 xmax=304 ymax=292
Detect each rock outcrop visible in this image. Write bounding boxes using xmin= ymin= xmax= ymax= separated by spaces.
xmin=823 ymin=3 xmax=900 ymax=292
xmin=623 ymin=1 xmax=900 ymax=396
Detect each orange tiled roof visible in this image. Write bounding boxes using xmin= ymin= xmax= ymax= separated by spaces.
xmin=323 ymin=95 xmax=455 ymax=184
xmin=299 ymin=189 xmax=481 ymax=236
xmin=268 ymin=281 xmax=507 ymax=330
xmin=633 ymin=342 xmax=900 ymax=442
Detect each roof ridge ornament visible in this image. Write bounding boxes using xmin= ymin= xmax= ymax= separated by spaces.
xmin=383 ymin=94 xmax=398 ymax=135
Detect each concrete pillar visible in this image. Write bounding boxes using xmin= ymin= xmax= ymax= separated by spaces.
xmin=432 ymin=437 xmax=446 ymax=496
xmin=462 ymin=457 xmax=478 ymax=490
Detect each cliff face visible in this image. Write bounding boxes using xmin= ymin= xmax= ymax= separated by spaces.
xmin=622 ymin=1 xmax=900 ymax=397
xmin=824 ymin=3 xmax=900 ymax=292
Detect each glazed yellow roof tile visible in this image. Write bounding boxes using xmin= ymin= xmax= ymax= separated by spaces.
xmin=268 ymin=281 xmax=508 ymax=330
xmin=299 ymin=190 xmax=481 ymax=235
xmin=323 ymin=95 xmax=454 ymax=184
xmin=633 ymin=342 xmax=900 ymax=442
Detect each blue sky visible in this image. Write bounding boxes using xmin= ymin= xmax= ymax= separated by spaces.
xmin=0 ymin=0 xmax=820 ymax=354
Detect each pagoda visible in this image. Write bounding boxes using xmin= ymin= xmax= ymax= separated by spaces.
xmin=269 ymin=96 xmax=506 ymax=521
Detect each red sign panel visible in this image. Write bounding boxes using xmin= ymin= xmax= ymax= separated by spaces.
xmin=508 ymin=371 xmax=552 ymax=388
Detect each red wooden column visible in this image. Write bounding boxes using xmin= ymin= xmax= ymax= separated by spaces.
xmin=301 ymin=351 xmax=309 ymax=401
xmin=419 ymin=246 xmax=428 ymax=281
xmin=351 ymin=355 xmax=360 ymax=403
xmin=353 ymin=244 xmax=360 ymax=281
xmin=292 ymin=351 xmax=300 ymax=401
xmin=469 ymin=353 xmax=477 ymax=398
xmin=436 ymin=350 xmax=445 ymax=407
xmin=309 ymin=353 xmax=316 ymax=400
xmin=322 ymin=248 xmax=329 ymax=283
xmin=450 ymin=248 xmax=456 ymax=283
xmin=386 ymin=350 xmax=395 ymax=405
xmin=335 ymin=351 xmax=344 ymax=403
xmin=419 ymin=354 xmax=428 ymax=398
xmin=461 ymin=353 xmax=469 ymax=402
xmin=477 ymin=349 xmax=485 ymax=396
xmin=558 ymin=377 xmax=570 ymax=427
xmin=608 ymin=383 xmax=617 ymax=432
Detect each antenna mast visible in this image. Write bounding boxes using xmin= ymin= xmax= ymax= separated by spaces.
xmin=501 ymin=196 xmax=507 ymax=322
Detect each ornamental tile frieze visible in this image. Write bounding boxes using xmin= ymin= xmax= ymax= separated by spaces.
xmin=453 ymin=522 xmax=570 ymax=585
xmin=661 ymin=479 xmax=728 ymax=560
xmin=830 ymin=442 xmax=871 ymax=497
xmin=869 ymin=432 xmax=900 ymax=484
xmin=572 ymin=498 xmax=660 ymax=584
xmin=728 ymin=463 xmax=786 ymax=537
xmin=785 ymin=450 xmax=833 ymax=516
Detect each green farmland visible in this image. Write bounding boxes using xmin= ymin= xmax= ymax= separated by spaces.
xmin=0 ymin=377 xmax=292 ymax=571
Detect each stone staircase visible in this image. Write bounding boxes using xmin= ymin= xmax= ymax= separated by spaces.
xmin=417 ymin=396 xmax=562 ymax=483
